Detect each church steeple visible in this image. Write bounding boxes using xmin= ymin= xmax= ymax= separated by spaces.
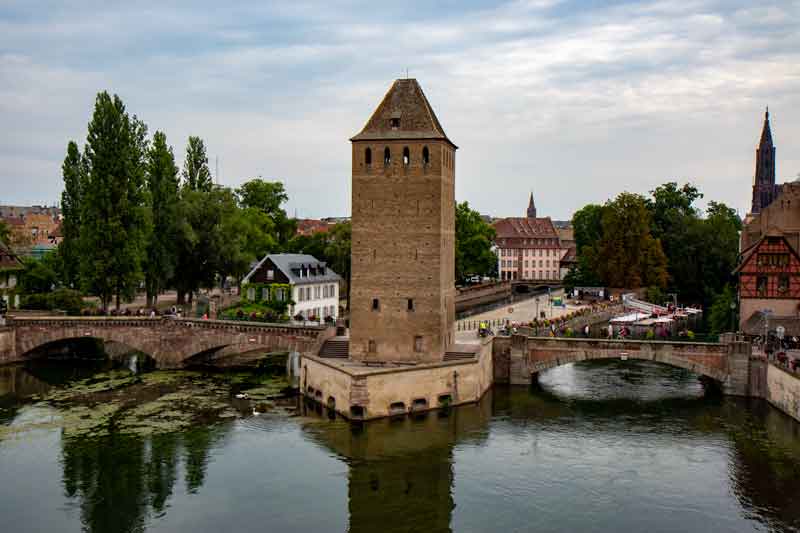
xmin=527 ymin=192 xmax=537 ymax=218
xmin=751 ymin=107 xmax=777 ymax=214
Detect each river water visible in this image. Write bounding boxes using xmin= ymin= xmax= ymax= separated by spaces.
xmin=2 ymin=358 xmax=800 ymax=533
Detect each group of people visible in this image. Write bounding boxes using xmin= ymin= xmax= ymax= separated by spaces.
xmin=80 ymin=305 xmax=209 ymax=319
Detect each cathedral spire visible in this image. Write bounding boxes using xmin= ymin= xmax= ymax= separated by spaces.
xmin=751 ymin=106 xmax=777 ymax=214
xmin=527 ymin=192 xmax=537 ymax=218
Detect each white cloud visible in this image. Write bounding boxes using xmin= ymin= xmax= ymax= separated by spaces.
xmin=1 ymin=0 xmax=799 ymax=220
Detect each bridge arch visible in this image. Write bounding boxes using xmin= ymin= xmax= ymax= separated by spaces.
xmin=529 ymin=350 xmax=728 ymax=383
xmin=6 ymin=317 xmax=329 ymax=369
xmin=16 ymin=325 xmax=161 ymax=361
xmin=504 ymin=336 xmax=731 ymax=388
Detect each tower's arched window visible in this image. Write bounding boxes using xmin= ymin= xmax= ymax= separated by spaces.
xmin=384 ymin=147 xmax=391 ymax=166
xmin=422 ymin=146 xmax=430 ymax=166
xmin=403 ymin=147 xmax=410 ymax=166
xmin=365 ymin=147 xmax=372 ymax=166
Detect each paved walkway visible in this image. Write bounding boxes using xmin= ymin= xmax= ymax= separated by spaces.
xmin=457 ymin=290 xmax=588 ymax=330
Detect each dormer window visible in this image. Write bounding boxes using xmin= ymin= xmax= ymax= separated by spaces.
xmin=390 ymin=117 xmax=400 ymax=129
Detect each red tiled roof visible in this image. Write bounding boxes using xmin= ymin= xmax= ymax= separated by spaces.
xmin=296 ymin=219 xmax=331 ymax=236
xmin=493 ymin=216 xmax=560 ymax=241
xmin=560 ymin=247 xmax=577 ymax=263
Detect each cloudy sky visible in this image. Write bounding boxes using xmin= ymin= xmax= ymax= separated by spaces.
xmin=2 ymin=0 xmax=799 ymax=220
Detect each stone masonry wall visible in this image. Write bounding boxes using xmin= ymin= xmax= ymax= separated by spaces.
xmin=766 ymin=363 xmax=800 ymax=422
xmin=349 ymin=140 xmax=455 ymax=363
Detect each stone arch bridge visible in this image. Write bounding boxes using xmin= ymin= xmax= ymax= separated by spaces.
xmin=0 ymin=317 xmax=331 ymax=368
xmin=492 ymin=334 xmax=755 ymax=396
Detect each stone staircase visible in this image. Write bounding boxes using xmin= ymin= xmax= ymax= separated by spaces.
xmin=444 ymin=344 xmax=478 ymax=362
xmin=319 ymin=337 xmax=349 ymax=359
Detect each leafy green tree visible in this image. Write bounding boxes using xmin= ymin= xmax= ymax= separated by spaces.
xmin=144 ymin=131 xmax=180 ymax=307
xmin=0 ymin=219 xmax=9 ymax=245
xmin=708 ymin=284 xmax=737 ymax=335
xmin=236 ymin=178 xmax=294 ymax=249
xmin=237 ymin=179 xmax=288 ymax=215
xmin=59 ymin=141 xmax=84 ymax=289
xmin=217 ymin=197 xmax=275 ymax=284
xmin=455 ymin=201 xmax=496 ymax=283
xmin=80 ymin=92 xmax=148 ymax=310
xmin=182 ymin=136 xmax=212 ymax=192
xmin=593 ymin=192 xmax=668 ymax=289
xmin=572 ymin=204 xmax=604 ymax=252
xmin=324 ymin=222 xmax=351 ymax=292
xmin=174 ymin=187 xmax=243 ymax=303
xmin=286 ymin=231 xmax=328 ymax=259
xmin=19 ymin=253 xmax=60 ymax=293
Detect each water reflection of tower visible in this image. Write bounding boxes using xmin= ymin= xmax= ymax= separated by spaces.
xmin=303 ymin=398 xmax=491 ymax=533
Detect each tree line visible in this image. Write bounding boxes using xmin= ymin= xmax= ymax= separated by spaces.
xmin=565 ymin=182 xmax=742 ymax=328
xmin=53 ymin=91 xmax=350 ymax=310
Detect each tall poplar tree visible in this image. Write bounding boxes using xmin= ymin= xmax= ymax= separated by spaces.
xmin=80 ymin=92 xmax=148 ymax=310
xmin=182 ymin=136 xmax=212 ymax=192
xmin=59 ymin=141 xmax=84 ymax=288
xmin=144 ymin=131 xmax=179 ymax=307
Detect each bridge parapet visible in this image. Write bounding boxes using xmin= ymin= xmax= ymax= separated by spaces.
xmin=499 ymin=334 xmax=734 ymax=387
xmin=3 ymin=316 xmax=330 ymax=368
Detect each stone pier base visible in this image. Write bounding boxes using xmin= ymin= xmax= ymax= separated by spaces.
xmin=301 ymin=339 xmax=493 ymax=420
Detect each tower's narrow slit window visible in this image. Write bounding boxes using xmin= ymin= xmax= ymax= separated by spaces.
xmin=365 ymin=147 xmax=371 ymax=166
xmin=403 ymin=147 xmax=410 ymax=166
xmin=414 ymin=336 xmax=423 ymax=353
xmin=407 ymin=298 xmax=414 ymax=311
xmin=372 ymin=298 xmax=380 ymax=311
xmin=422 ymin=146 xmax=430 ymax=166
xmin=384 ymin=147 xmax=391 ymax=166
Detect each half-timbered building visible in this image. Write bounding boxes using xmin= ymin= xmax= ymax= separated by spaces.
xmin=736 ymin=234 xmax=800 ymax=332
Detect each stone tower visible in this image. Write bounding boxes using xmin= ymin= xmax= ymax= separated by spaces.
xmin=751 ymin=108 xmax=778 ymax=214
xmin=349 ymin=79 xmax=456 ymax=363
xmin=526 ymin=192 xmax=537 ymax=218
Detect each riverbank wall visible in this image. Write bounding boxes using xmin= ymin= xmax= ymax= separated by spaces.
xmin=0 ymin=327 xmax=15 ymax=364
xmin=302 ymin=339 xmax=494 ymax=420
xmin=766 ymin=363 xmax=800 ymax=422
xmin=455 ymin=283 xmax=511 ymax=314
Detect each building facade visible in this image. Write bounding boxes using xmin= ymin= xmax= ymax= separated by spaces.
xmin=738 ymin=108 xmax=800 ymax=332
xmin=493 ymin=194 xmax=569 ymax=281
xmin=241 ymin=253 xmax=341 ymax=322
xmin=348 ymin=78 xmax=456 ymax=363
xmin=0 ymin=242 xmax=23 ymax=309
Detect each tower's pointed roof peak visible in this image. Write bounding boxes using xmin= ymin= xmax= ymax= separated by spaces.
xmin=760 ymin=106 xmax=773 ymax=148
xmin=351 ymin=79 xmax=456 ymax=147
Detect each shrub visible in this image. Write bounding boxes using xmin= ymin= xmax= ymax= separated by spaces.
xmin=22 ymin=289 xmax=84 ymax=315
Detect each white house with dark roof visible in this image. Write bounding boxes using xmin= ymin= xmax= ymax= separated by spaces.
xmin=242 ymin=253 xmax=341 ymax=321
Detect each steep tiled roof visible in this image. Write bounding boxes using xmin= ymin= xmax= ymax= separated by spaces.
xmin=243 ymin=253 xmax=341 ymax=286
xmin=560 ymin=247 xmax=577 ymax=263
xmin=493 ymin=217 xmax=559 ymax=239
xmin=351 ymin=79 xmax=455 ymax=146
